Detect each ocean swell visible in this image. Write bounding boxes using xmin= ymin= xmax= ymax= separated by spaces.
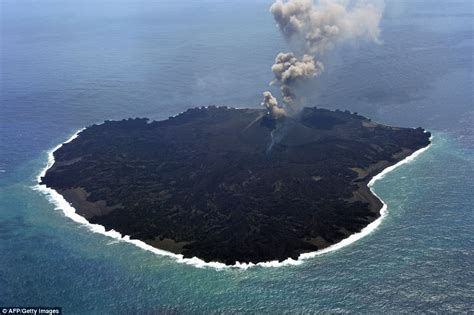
xmin=34 ymin=129 xmax=433 ymax=270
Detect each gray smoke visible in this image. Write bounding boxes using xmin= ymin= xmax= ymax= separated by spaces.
xmin=271 ymin=0 xmax=383 ymax=54
xmin=265 ymin=0 xmax=383 ymax=111
xmin=271 ymin=52 xmax=324 ymax=108
xmin=261 ymin=91 xmax=286 ymax=118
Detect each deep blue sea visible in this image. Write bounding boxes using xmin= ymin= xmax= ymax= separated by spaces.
xmin=1 ymin=0 xmax=473 ymax=313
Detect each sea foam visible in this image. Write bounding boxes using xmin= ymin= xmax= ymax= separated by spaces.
xmin=34 ymin=129 xmax=433 ymax=270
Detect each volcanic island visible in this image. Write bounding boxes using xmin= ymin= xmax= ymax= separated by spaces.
xmin=40 ymin=106 xmax=430 ymax=265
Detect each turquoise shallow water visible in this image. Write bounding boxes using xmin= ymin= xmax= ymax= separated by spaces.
xmin=1 ymin=132 xmax=473 ymax=313
xmin=1 ymin=0 xmax=473 ymax=312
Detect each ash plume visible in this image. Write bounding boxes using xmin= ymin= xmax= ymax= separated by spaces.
xmin=261 ymin=91 xmax=286 ymax=118
xmin=271 ymin=52 xmax=324 ymax=109
xmin=271 ymin=0 xmax=383 ymax=54
xmin=264 ymin=0 xmax=383 ymax=112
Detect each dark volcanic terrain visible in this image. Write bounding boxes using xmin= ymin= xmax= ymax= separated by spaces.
xmin=41 ymin=106 xmax=431 ymax=264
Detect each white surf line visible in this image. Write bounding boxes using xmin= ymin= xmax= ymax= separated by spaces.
xmin=34 ymin=128 xmax=433 ymax=270
xmin=298 ymin=134 xmax=434 ymax=262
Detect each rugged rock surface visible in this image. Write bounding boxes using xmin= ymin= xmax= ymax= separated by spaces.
xmin=41 ymin=106 xmax=431 ymax=264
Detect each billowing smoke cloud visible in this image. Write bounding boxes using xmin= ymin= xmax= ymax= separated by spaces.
xmin=271 ymin=0 xmax=382 ymax=54
xmin=261 ymin=91 xmax=286 ymax=118
xmin=271 ymin=52 xmax=324 ymax=108
xmin=263 ymin=0 xmax=383 ymax=113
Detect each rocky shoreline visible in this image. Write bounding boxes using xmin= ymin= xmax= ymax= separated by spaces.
xmin=40 ymin=106 xmax=431 ymax=264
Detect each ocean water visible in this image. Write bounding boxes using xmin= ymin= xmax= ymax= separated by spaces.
xmin=1 ymin=0 xmax=473 ymax=313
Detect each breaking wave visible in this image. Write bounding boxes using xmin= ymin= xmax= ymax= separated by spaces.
xmin=34 ymin=128 xmax=432 ymax=269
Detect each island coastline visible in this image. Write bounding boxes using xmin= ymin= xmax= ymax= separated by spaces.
xmin=34 ymin=121 xmax=433 ymax=269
